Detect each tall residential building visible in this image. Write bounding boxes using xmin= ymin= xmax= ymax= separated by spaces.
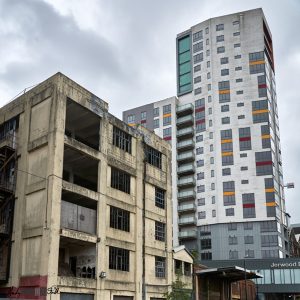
xmin=123 ymin=8 xmax=290 ymax=261
xmin=0 ymin=73 xmax=193 ymax=300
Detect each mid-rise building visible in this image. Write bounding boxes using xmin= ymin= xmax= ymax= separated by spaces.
xmin=123 ymin=8 xmax=290 ymax=261
xmin=0 ymin=73 xmax=193 ymax=300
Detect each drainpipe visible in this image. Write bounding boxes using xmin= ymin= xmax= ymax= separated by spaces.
xmin=142 ymin=138 xmax=147 ymax=300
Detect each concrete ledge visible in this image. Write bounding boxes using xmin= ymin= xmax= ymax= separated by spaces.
xmin=105 ymin=237 xmax=136 ymax=251
xmin=62 ymin=180 xmax=99 ymax=201
xmin=23 ymin=226 xmax=44 ymax=239
xmin=60 ymin=228 xmax=98 ymax=243
xmin=104 ymin=280 xmax=135 ymax=292
xmin=26 ymin=180 xmax=46 ymax=195
xmin=28 ymin=134 xmax=48 ymax=152
xmin=57 ymin=276 xmax=96 ymax=289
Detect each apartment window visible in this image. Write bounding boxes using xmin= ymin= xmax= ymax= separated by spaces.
xmin=197 ymin=172 xmax=205 ymax=181
xmin=229 ymin=250 xmax=238 ymax=259
xmin=235 ymin=66 xmax=242 ymax=71
xmin=194 ymin=87 xmax=202 ymax=95
xmin=196 ymin=135 xmax=203 ymax=142
xmin=208 ymin=95 xmax=212 ymax=103
xmin=241 ymin=166 xmax=248 ymax=171
xmin=210 ymin=144 xmax=214 ymax=152
xmin=222 ymin=168 xmax=231 ymax=176
xmin=217 ymin=46 xmax=225 ymax=53
xmin=212 ymin=210 xmax=216 ymax=217
xmin=245 ymin=236 xmax=254 ymax=244
xmin=221 ymin=129 xmax=232 ymax=139
xmin=250 ymin=63 xmax=265 ymax=74
xmin=244 ymin=222 xmax=253 ymax=230
xmin=154 ymin=119 xmax=159 ymax=128
xmin=155 ymin=187 xmax=165 ymax=209
xmin=240 ymin=153 xmax=247 ymax=157
xmin=261 ymin=235 xmax=278 ymax=247
xmin=221 ymin=105 xmax=229 ymax=112
xmin=222 ymin=117 xmax=230 ymax=124
xmin=226 ymin=208 xmax=235 ymax=216
xmin=211 ymin=183 xmax=215 ymax=190
xmin=196 ymin=122 xmax=206 ymax=133
xmin=196 ymin=147 xmax=204 ymax=155
xmin=146 ymin=146 xmax=162 ymax=169
xmin=175 ymin=260 xmax=182 ymax=275
xmin=219 ymin=80 xmax=230 ymax=90
xmin=233 ymin=32 xmax=240 ymax=36
xmin=233 ymin=20 xmax=239 ymax=25
xmin=163 ymin=127 xmax=171 ymax=138
xmin=242 ymin=193 xmax=256 ymax=218
xmin=201 ymin=252 xmax=212 ymax=260
xmin=194 ymin=64 xmax=201 ymax=72
xmin=207 ymin=61 xmax=210 ymax=68
xmin=198 ymin=198 xmax=205 ymax=206
xmin=163 ymin=115 xmax=171 ymax=126
xmin=153 ymin=107 xmax=159 ymax=117
xmin=229 ymin=236 xmax=238 ymax=245
xmin=198 ymin=211 xmax=206 ymax=219
xmin=205 ymin=27 xmax=209 ymax=34
xmin=234 ymin=43 xmax=241 ymax=48
xmin=184 ymin=262 xmax=192 ymax=276
xmin=155 ymin=256 xmax=166 ymax=278
xmin=109 ymin=246 xmax=129 ymax=271
xmin=207 ymin=84 xmax=211 ymax=91
xmin=193 ymin=30 xmax=203 ymax=42
xmin=194 ymin=52 xmax=204 ymax=64
xmin=216 ymin=24 xmax=224 ymax=31
xmin=209 ymin=132 xmax=213 ymax=139
xmin=110 ymin=206 xmax=130 ymax=232
xmin=236 ymin=90 xmax=243 ymax=95
xmin=236 ymin=78 xmax=243 ymax=83
xmin=262 ymin=250 xmax=279 ymax=258
xmin=255 ymin=151 xmax=273 ymax=176
xmin=197 ymin=185 xmax=205 ymax=193
xmin=201 ymin=238 xmax=211 ymax=249
xmin=239 ymin=127 xmax=251 ymax=151
xmin=245 ymin=249 xmax=255 ymax=258
xmin=208 ymin=107 xmax=212 ymax=115
xmin=155 ymin=221 xmax=166 ymax=242
xmin=221 ymin=57 xmax=229 ymax=64
xmin=197 ymin=159 xmax=204 ymax=167
xmin=206 ymin=38 xmax=209 ymax=45
xmin=141 ymin=111 xmax=147 ymax=120
xmin=163 ymin=104 xmax=171 ymax=114
xmin=207 ymin=72 xmax=211 ymax=80
xmin=216 ymin=35 xmax=224 ymax=42
xmin=221 ymin=142 xmax=232 ymax=152
xmin=228 ymin=223 xmax=237 ymax=231
xmin=210 ymin=157 xmax=214 ymax=164
xmin=212 ymin=196 xmax=216 ymax=204
xmin=238 ymin=115 xmax=245 ymax=119
xmin=209 ymin=120 xmax=212 ymax=127
xmin=206 ymin=49 xmax=210 ymax=57
xmin=211 ymin=170 xmax=214 ymax=177
xmin=111 ymin=167 xmax=131 ymax=194
xmin=194 ymin=76 xmax=201 ymax=83
xmin=127 ymin=114 xmax=135 ymax=124
xmin=237 ymin=102 xmax=244 ymax=107
xmin=200 ymin=225 xmax=211 ymax=236
xmin=221 ymin=69 xmax=229 ymax=76
xmin=242 ymin=180 xmax=249 ymax=184
xmin=195 ymin=98 xmax=205 ymax=107
xmin=193 ymin=41 xmax=203 ymax=53
xmin=113 ymin=126 xmax=132 ymax=154
xmin=260 ymin=221 xmax=277 ymax=232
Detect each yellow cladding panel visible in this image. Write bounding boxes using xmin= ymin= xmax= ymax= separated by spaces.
xmin=261 ymin=134 xmax=271 ymax=139
xmin=265 ymin=188 xmax=275 ymax=193
xmin=128 ymin=123 xmax=136 ymax=127
xmin=223 ymin=191 xmax=235 ymax=196
xmin=252 ymin=109 xmax=269 ymax=115
xmin=249 ymin=60 xmax=265 ymax=65
xmin=266 ymin=202 xmax=277 ymax=207
xmin=163 ymin=113 xmax=171 ymax=118
xmin=222 ymin=152 xmax=233 ymax=156
xmin=219 ymin=89 xmax=230 ymax=94
xmin=221 ymin=139 xmax=232 ymax=144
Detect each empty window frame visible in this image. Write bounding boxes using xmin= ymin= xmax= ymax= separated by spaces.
xmin=155 ymin=187 xmax=165 ymax=209
xmin=146 ymin=146 xmax=162 ymax=169
xmin=155 ymin=256 xmax=166 ymax=278
xmin=201 ymin=238 xmax=212 ymax=249
xmin=109 ymin=246 xmax=129 ymax=271
xmin=113 ymin=126 xmax=132 ymax=154
xmin=111 ymin=167 xmax=131 ymax=194
xmin=110 ymin=206 xmax=130 ymax=232
xmin=155 ymin=221 xmax=166 ymax=242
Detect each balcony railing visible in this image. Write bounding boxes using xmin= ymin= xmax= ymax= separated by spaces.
xmin=178 ymin=230 xmax=197 ymax=239
xmin=178 ymin=203 xmax=196 ymax=212
xmin=176 ymin=115 xmax=194 ymax=127
xmin=178 ymin=189 xmax=196 ymax=200
xmin=177 ymin=139 xmax=194 ymax=151
xmin=176 ymin=103 xmax=194 ymax=116
xmin=178 ymin=216 xmax=196 ymax=225
xmin=177 ymin=164 xmax=195 ymax=175
xmin=177 ymin=151 xmax=194 ymax=162
xmin=177 ymin=176 xmax=195 ymax=187
xmin=177 ymin=127 xmax=194 ymax=138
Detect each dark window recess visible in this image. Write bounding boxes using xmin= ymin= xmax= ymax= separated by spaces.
xmin=111 ymin=167 xmax=131 ymax=194
xmin=113 ymin=126 xmax=132 ymax=154
xmin=109 ymin=246 xmax=129 ymax=271
xmin=146 ymin=146 xmax=162 ymax=169
xmin=155 ymin=187 xmax=165 ymax=209
xmin=175 ymin=259 xmax=182 ymax=274
xmin=201 ymin=252 xmax=212 ymax=260
xmin=155 ymin=256 xmax=166 ymax=278
xmin=155 ymin=221 xmax=166 ymax=242
xmin=184 ymin=262 xmax=191 ymax=276
xmin=201 ymin=238 xmax=212 ymax=250
xmin=110 ymin=206 xmax=130 ymax=232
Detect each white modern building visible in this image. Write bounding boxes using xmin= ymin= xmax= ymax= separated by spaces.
xmin=123 ymin=8 xmax=290 ymax=261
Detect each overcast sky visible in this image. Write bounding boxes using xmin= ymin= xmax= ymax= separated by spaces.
xmin=1 ymin=0 xmax=299 ymax=222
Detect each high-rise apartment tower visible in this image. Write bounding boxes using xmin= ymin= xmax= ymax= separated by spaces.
xmin=123 ymin=8 xmax=290 ymax=261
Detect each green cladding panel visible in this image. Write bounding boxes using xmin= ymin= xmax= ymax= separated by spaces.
xmin=177 ymin=34 xmax=192 ymax=95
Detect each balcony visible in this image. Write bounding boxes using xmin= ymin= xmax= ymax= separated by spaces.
xmin=178 ymin=230 xmax=197 ymax=239
xmin=177 ymin=127 xmax=194 ymax=139
xmin=178 ymin=189 xmax=196 ymax=201
xmin=176 ymin=103 xmax=194 ymax=117
xmin=176 ymin=115 xmax=194 ymax=128
xmin=177 ymin=176 xmax=195 ymax=188
xmin=178 ymin=203 xmax=196 ymax=213
xmin=177 ymin=164 xmax=195 ymax=175
xmin=177 ymin=139 xmax=194 ymax=151
xmin=177 ymin=151 xmax=194 ymax=163
xmin=178 ymin=216 xmax=196 ymax=225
